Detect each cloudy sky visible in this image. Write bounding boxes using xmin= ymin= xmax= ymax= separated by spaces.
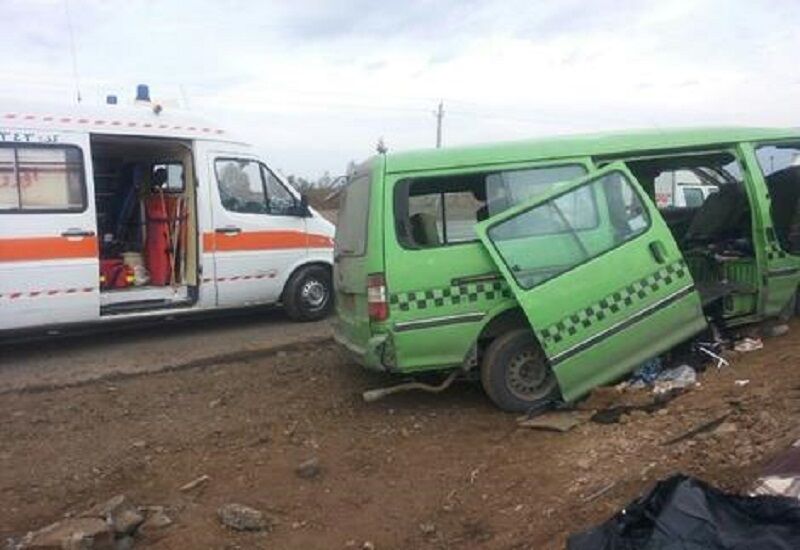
xmin=1 ymin=0 xmax=799 ymax=178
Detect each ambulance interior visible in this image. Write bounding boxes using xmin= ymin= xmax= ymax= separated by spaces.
xmin=624 ymin=152 xmax=758 ymax=320
xmin=91 ymin=135 xmax=197 ymax=313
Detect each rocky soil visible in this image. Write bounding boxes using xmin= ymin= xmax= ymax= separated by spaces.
xmin=1 ymin=319 xmax=799 ymax=549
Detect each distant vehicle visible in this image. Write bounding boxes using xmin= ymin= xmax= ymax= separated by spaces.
xmin=334 ymin=128 xmax=800 ymax=412
xmin=0 ymin=88 xmax=335 ymax=336
xmin=673 ymin=184 xmax=719 ymax=208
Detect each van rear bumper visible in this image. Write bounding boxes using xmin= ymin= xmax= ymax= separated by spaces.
xmin=333 ymin=326 xmax=390 ymax=372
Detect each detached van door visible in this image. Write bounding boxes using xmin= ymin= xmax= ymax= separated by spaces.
xmin=476 ymin=163 xmax=707 ymax=401
xmin=0 ymin=132 xmax=99 ymax=330
xmin=206 ymin=153 xmax=308 ymax=307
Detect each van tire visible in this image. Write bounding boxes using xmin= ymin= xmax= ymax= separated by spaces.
xmin=480 ymin=328 xmax=558 ymax=413
xmin=283 ymin=265 xmax=333 ymax=322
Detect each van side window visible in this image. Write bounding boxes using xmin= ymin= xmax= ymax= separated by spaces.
xmin=487 ymin=171 xmax=649 ymax=290
xmin=396 ymin=164 xmax=587 ymax=248
xmin=215 ymin=158 xmax=298 ymax=216
xmin=261 ymin=166 xmax=297 ymax=216
xmin=0 ymin=145 xmax=85 ymax=212
xmin=755 ymin=144 xmax=800 ymax=255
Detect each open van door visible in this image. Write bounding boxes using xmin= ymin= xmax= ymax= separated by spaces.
xmin=0 ymin=132 xmax=99 ymax=331
xmin=476 ymin=163 xmax=707 ymax=402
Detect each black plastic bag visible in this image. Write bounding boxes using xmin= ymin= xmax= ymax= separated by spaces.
xmin=567 ymin=474 xmax=800 ymax=550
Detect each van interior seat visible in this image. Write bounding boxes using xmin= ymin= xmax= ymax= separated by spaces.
xmin=684 ymin=185 xmax=748 ymax=244
xmin=765 ymin=166 xmax=800 ymax=253
xmin=410 ymin=212 xmax=441 ymax=247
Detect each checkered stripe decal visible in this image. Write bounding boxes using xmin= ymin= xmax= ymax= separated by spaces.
xmin=389 ymin=281 xmax=512 ymax=312
xmin=538 ymin=260 xmax=690 ymax=347
xmin=767 ymin=241 xmax=788 ymax=261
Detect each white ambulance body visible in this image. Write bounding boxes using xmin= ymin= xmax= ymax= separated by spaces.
xmin=0 ymin=98 xmax=335 ymax=334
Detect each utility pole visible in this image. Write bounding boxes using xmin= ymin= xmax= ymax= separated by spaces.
xmin=435 ymin=101 xmax=444 ymax=148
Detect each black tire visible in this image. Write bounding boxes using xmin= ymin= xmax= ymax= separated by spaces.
xmin=283 ymin=265 xmax=333 ymax=322
xmin=480 ymin=328 xmax=558 ymax=413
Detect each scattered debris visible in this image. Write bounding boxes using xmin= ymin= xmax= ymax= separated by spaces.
xmin=419 ymin=522 xmax=437 ymax=535
xmin=662 ymin=413 xmax=730 ymax=446
xmin=735 ymin=379 xmax=751 ymax=387
xmin=81 ymin=495 xmax=144 ymax=536
xmin=217 ymin=503 xmax=271 ymax=532
xmin=734 ymin=337 xmax=764 ymax=353
xmin=517 ymin=410 xmax=593 ymax=432
xmin=763 ymin=323 xmax=790 ymax=338
xmin=295 ymin=457 xmax=322 ymax=480
xmin=137 ymin=507 xmax=172 ymax=540
xmin=590 ymin=390 xmax=683 ymax=425
xmin=752 ymin=438 xmax=800 ymax=499
xmin=567 ymin=474 xmax=800 ymax=549
xmin=652 ymin=364 xmax=697 ymax=395
xmin=179 ymin=474 xmax=210 ymax=492
xmin=362 ymin=369 xmax=459 ymax=403
xmin=19 ymin=518 xmax=113 ymax=549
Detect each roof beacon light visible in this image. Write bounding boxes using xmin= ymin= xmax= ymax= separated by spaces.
xmin=106 ymin=95 xmax=118 ymax=105
xmin=135 ymin=84 xmax=151 ymax=103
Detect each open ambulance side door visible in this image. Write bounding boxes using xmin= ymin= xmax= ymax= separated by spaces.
xmin=475 ymin=163 xmax=707 ymax=402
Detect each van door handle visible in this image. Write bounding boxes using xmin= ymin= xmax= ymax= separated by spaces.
xmin=215 ymin=226 xmax=242 ymax=235
xmin=61 ymin=228 xmax=95 ymax=238
xmin=649 ymin=241 xmax=667 ymax=264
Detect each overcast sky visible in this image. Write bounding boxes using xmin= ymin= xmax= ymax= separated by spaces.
xmin=1 ymin=0 xmax=799 ymax=178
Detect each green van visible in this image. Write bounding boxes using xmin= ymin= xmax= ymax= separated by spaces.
xmin=333 ymin=128 xmax=800 ymax=411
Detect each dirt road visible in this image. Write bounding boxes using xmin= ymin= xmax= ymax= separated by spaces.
xmin=0 ymin=308 xmax=330 ymax=393
xmin=1 ymin=319 xmax=799 ymax=548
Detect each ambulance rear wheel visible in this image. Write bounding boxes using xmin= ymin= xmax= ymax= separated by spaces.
xmin=283 ymin=265 xmax=333 ymax=322
xmin=481 ymin=329 xmax=557 ymax=413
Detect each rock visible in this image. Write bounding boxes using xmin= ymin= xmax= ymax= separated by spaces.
xmin=295 ymin=457 xmax=322 ymax=480
xmin=419 ymin=522 xmax=436 ymax=535
xmin=21 ymin=518 xmax=113 ymax=549
xmin=714 ymin=422 xmax=738 ymax=435
xmin=113 ymin=536 xmax=135 ymax=550
xmin=82 ymin=495 xmax=143 ymax=536
xmin=137 ymin=508 xmax=172 ymax=540
xmin=179 ymin=474 xmax=210 ymax=492
xmin=217 ymin=503 xmax=270 ymax=532
xmin=131 ymin=440 xmax=146 ymax=450
xmin=576 ymin=458 xmax=592 ymax=470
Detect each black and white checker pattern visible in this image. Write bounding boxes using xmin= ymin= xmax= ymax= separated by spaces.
xmin=389 ymin=281 xmax=512 ymax=312
xmin=539 ymin=260 xmax=689 ymax=346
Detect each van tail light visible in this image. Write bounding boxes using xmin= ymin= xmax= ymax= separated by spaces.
xmin=367 ymin=273 xmax=389 ymax=322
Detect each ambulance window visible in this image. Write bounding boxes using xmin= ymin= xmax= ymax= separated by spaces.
xmin=152 ymin=163 xmax=184 ymax=192
xmin=261 ymin=166 xmax=298 ymax=216
xmin=0 ymin=145 xmax=85 ymax=212
xmin=215 ymin=158 xmax=268 ymax=214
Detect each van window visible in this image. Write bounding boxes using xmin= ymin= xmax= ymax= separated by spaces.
xmin=215 ymin=158 xmax=297 ymax=216
xmin=335 ymin=170 xmax=371 ymax=256
xmin=755 ymin=143 xmax=800 ymax=254
xmin=0 ymin=145 xmax=85 ymax=212
xmin=152 ymin=163 xmax=184 ymax=192
xmin=397 ymin=164 xmax=587 ymax=248
xmin=487 ymin=171 xmax=649 ymax=289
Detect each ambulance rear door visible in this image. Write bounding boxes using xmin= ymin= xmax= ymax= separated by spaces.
xmin=0 ymin=130 xmax=99 ymax=330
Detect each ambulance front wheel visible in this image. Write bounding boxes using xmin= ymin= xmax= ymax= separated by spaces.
xmin=283 ymin=265 xmax=333 ymax=322
xmin=480 ymin=328 xmax=558 ymax=413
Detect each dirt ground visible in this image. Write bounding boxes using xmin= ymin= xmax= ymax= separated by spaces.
xmin=2 ymin=320 xmax=799 ymax=549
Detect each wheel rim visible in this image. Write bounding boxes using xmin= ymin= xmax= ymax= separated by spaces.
xmin=301 ymin=278 xmax=328 ymax=310
xmin=505 ymin=346 xmax=552 ymax=401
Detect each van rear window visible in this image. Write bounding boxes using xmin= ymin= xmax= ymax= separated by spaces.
xmin=335 ymin=170 xmax=371 ymax=256
xmin=395 ymin=164 xmax=587 ymax=248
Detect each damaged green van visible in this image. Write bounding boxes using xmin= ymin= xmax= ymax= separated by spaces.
xmin=333 ymin=128 xmax=800 ymax=411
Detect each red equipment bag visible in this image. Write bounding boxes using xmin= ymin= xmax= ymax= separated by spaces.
xmin=99 ymin=259 xmax=134 ymax=289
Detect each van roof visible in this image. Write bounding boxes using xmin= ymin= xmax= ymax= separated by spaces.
xmin=384 ymin=127 xmax=800 ymax=174
xmin=0 ymin=100 xmax=244 ymax=143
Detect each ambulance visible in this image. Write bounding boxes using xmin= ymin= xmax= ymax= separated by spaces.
xmin=0 ymin=88 xmax=335 ymax=335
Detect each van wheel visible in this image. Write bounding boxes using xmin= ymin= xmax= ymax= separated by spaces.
xmin=283 ymin=265 xmax=333 ymax=322
xmin=480 ymin=329 xmax=558 ymax=413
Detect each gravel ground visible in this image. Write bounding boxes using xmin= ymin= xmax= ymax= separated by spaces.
xmin=1 ymin=319 xmax=798 ymax=548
